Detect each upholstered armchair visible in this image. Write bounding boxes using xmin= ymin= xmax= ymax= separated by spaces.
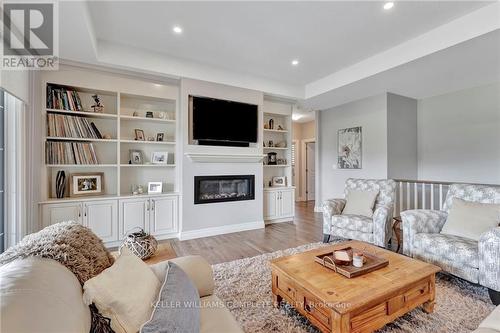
xmin=402 ymin=184 xmax=500 ymax=304
xmin=322 ymin=178 xmax=396 ymax=248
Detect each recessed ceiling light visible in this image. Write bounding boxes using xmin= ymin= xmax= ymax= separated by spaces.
xmin=383 ymin=2 xmax=394 ymax=10
xmin=291 ymin=59 xmax=299 ymax=66
xmin=173 ymin=26 xmax=183 ymax=34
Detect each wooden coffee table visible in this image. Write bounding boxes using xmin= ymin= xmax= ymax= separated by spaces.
xmin=270 ymin=241 xmax=440 ymax=333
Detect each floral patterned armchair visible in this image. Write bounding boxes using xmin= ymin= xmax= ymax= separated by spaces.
xmin=322 ymin=178 xmax=396 ymax=248
xmin=401 ymin=184 xmax=500 ymax=304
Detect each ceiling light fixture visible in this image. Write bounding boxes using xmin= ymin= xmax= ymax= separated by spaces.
xmin=173 ymin=26 xmax=183 ymax=34
xmin=291 ymin=59 xmax=299 ymax=66
xmin=292 ymin=114 xmax=303 ymax=121
xmin=383 ymin=2 xmax=394 ymax=10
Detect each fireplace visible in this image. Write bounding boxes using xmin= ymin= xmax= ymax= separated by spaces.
xmin=194 ymin=175 xmax=255 ymax=204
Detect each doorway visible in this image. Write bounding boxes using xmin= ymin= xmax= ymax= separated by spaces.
xmin=305 ymin=141 xmax=315 ymax=202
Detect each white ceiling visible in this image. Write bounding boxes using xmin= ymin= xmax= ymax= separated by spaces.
xmin=55 ymin=1 xmax=500 ymax=118
xmin=86 ymin=1 xmax=489 ymax=85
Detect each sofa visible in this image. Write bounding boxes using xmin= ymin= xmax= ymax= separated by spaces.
xmin=474 ymin=306 xmax=500 ymax=333
xmin=401 ymin=183 xmax=500 ymax=304
xmin=0 ymin=254 xmax=243 ymax=333
xmin=322 ymin=178 xmax=397 ymax=247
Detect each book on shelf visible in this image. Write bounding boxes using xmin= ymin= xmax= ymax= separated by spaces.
xmin=45 ymin=141 xmax=99 ymax=165
xmin=47 ymin=113 xmax=103 ymax=139
xmin=46 ymin=85 xmax=84 ymax=111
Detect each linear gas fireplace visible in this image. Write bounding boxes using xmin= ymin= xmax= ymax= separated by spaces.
xmin=194 ymin=175 xmax=255 ymax=204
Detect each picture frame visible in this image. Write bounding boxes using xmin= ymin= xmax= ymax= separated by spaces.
xmin=272 ymin=176 xmax=287 ymax=187
xmin=151 ymin=151 xmax=169 ymax=164
xmin=134 ymin=129 xmax=145 ymax=141
xmin=338 ymin=126 xmax=362 ymax=169
xmin=156 ymin=133 xmax=164 ymax=142
xmin=148 ymin=182 xmax=163 ymax=194
xmin=129 ymin=149 xmax=143 ymax=164
xmin=69 ymin=172 xmax=104 ymax=197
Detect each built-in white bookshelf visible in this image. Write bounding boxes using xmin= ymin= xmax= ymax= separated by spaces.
xmin=42 ymin=82 xmax=179 ymax=200
xmin=262 ymin=98 xmax=293 ymax=188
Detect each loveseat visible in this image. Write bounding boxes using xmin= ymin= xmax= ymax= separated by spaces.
xmin=401 ymin=183 xmax=500 ymax=304
xmin=0 ymin=250 xmax=242 ymax=332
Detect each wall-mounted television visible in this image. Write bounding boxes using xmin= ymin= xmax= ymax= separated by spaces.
xmin=191 ymin=95 xmax=258 ymax=147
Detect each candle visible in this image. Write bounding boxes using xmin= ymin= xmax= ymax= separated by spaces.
xmin=353 ymin=252 xmax=364 ymax=268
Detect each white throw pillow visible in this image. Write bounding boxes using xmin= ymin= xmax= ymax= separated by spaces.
xmin=83 ymin=248 xmax=161 ymax=333
xmin=342 ymin=190 xmax=379 ymax=218
xmin=441 ymin=198 xmax=500 ymax=241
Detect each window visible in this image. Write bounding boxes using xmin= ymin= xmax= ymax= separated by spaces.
xmin=1 ymin=90 xmax=26 ymax=252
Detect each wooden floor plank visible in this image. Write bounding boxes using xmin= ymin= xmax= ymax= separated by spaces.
xmin=169 ymin=201 xmax=323 ymax=264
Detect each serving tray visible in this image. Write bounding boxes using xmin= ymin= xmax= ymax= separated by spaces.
xmin=314 ymin=247 xmax=389 ymax=278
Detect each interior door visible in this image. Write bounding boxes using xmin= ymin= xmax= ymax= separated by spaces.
xmin=306 ymin=142 xmax=316 ymax=201
xmin=150 ymin=197 xmax=177 ymax=236
xmin=119 ymin=198 xmax=149 ymax=238
xmin=263 ymin=191 xmax=278 ymax=220
xmin=84 ymin=200 xmax=118 ymax=243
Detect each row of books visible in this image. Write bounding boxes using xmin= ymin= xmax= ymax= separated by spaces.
xmin=47 ymin=113 xmax=103 ymax=139
xmin=46 ymin=141 xmax=99 ymax=165
xmin=46 ymin=85 xmax=84 ymax=111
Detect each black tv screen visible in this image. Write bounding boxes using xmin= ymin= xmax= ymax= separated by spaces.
xmin=192 ymin=96 xmax=258 ymax=145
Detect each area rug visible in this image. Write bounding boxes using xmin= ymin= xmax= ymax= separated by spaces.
xmin=212 ymin=242 xmax=495 ymax=333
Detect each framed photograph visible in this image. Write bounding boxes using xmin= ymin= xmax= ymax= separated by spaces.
xmin=338 ymin=126 xmax=362 ymax=169
xmin=156 ymin=133 xmax=164 ymax=142
xmin=70 ymin=172 xmax=104 ymax=197
xmin=151 ymin=151 xmax=169 ymax=164
xmin=148 ymin=182 xmax=163 ymax=194
xmin=129 ymin=149 xmax=143 ymax=164
xmin=272 ymin=176 xmax=287 ymax=187
xmin=134 ymin=129 xmax=145 ymax=141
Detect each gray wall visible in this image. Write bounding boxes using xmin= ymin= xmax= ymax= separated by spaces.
xmin=387 ymin=93 xmax=418 ymax=180
xmin=417 ymin=83 xmax=500 ymax=184
xmin=317 ymin=94 xmax=388 ymax=202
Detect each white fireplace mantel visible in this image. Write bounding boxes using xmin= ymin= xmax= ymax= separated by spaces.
xmin=185 ymin=153 xmax=266 ymax=163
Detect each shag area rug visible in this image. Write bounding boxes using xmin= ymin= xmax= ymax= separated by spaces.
xmin=212 ymin=242 xmax=495 ymax=333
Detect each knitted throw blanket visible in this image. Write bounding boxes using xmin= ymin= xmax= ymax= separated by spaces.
xmin=0 ymin=221 xmax=114 ymax=284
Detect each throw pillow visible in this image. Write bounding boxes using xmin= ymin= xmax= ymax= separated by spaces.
xmin=83 ymin=247 xmax=161 ymax=333
xmin=141 ymin=262 xmax=200 ymax=333
xmin=441 ymin=198 xmax=500 ymax=241
xmin=342 ymin=190 xmax=379 ymax=218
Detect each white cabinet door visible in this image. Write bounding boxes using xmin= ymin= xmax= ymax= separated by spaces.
xmin=119 ymin=198 xmax=149 ymax=238
xmin=42 ymin=202 xmax=82 ymax=228
xmin=150 ymin=197 xmax=178 ymax=236
xmin=264 ymin=191 xmax=278 ymax=220
xmin=84 ymin=200 xmax=118 ymax=243
xmin=280 ymin=189 xmax=295 ymax=217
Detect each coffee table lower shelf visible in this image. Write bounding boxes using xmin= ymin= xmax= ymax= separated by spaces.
xmin=271 ymin=271 xmax=436 ymax=333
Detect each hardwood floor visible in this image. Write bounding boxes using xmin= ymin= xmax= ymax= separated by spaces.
xmin=169 ymin=201 xmax=323 ymax=264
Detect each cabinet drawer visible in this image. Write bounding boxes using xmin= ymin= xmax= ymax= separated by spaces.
xmin=387 ymin=281 xmax=429 ymax=315
xmin=351 ymin=303 xmax=387 ymax=332
xmin=303 ymin=295 xmax=330 ymax=328
xmin=276 ymin=274 xmax=296 ymax=300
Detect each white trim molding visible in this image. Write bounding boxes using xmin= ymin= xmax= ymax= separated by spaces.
xmin=185 ymin=152 xmax=266 ymax=163
xmin=179 ymin=220 xmax=264 ymax=240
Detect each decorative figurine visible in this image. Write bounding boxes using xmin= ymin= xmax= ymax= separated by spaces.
xmin=264 ymin=123 xmax=269 ymax=129
xmin=91 ymin=94 xmax=104 ymax=113
xmin=145 ymin=111 xmax=154 ymax=118
xmin=133 ymin=111 xmax=139 ymax=117
xmin=268 ymin=140 xmax=274 ymax=147
xmin=268 ymin=118 xmax=274 ymax=130
xmin=277 ymin=125 xmax=284 ymax=131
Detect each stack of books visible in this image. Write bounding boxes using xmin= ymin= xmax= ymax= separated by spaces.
xmin=46 ymin=85 xmax=84 ymax=111
xmin=46 ymin=141 xmax=99 ymax=164
xmin=47 ymin=113 xmax=102 ymax=139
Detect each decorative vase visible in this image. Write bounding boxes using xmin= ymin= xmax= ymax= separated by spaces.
xmin=269 ymin=118 xmax=274 ymax=130
xmin=120 ymin=228 xmax=158 ymax=260
xmin=55 ymin=170 xmax=66 ymax=198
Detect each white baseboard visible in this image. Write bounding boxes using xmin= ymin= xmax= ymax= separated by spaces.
xmin=179 ymin=220 xmax=265 ymax=241
xmin=265 ymin=216 xmax=294 ymax=224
